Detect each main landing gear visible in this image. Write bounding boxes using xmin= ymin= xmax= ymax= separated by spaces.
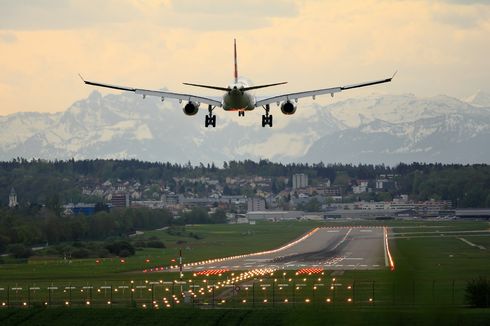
xmin=238 ymin=111 xmax=245 ymax=117
xmin=261 ymin=104 xmax=273 ymax=127
xmin=205 ymin=105 xmax=216 ymax=128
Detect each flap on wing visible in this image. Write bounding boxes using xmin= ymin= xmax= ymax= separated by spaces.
xmin=81 ymin=77 xmax=222 ymax=107
xmin=135 ymin=89 xmax=222 ymax=107
xmin=254 ymin=74 xmax=394 ymax=107
xmin=255 ymin=87 xmax=341 ymax=107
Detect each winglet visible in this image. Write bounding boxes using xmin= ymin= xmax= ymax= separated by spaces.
xmin=391 ymin=70 xmax=398 ymax=80
xmin=78 ymin=73 xmax=86 ymax=83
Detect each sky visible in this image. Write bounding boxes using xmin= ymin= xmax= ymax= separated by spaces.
xmin=0 ymin=0 xmax=489 ymax=115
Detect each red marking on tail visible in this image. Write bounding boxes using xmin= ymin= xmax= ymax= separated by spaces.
xmin=234 ymin=39 xmax=238 ymax=83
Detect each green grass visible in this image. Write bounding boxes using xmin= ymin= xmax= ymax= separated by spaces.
xmin=0 ymin=219 xmax=489 ymax=321
xmin=0 ymin=307 xmax=489 ymax=326
xmin=0 ymin=221 xmax=322 ymax=282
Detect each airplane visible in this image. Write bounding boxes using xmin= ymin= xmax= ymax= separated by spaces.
xmin=80 ymin=39 xmax=395 ymax=128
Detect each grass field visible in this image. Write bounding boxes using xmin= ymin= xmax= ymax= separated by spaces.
xmin=1 ymin=307 xmax=489 ymax=326
xmin=0 ymin=219 xmax=489 ymax=324
xmin=0 ymin=221 xmax=322 ymax=282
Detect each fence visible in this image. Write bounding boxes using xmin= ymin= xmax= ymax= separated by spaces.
xmin=0 ymin=277 xmax=480 ymax=309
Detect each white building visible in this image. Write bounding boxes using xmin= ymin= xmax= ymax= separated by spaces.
xmin=8 ymin=187 xmax=18 ymax=208
xmin=292 ymin=174 xmax=308 ymax=189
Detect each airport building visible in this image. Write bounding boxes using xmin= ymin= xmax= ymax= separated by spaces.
xmin=246 ymin=210 xmax=304 ymax=221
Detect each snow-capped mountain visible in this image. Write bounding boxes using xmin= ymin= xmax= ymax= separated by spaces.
xmin=465 ymin=90 xmax=490 ymax=108
xmin=0 ymin=90 xmax=489 ymax=164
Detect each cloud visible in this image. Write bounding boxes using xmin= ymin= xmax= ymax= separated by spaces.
xmin=170 ymin=0 xmax=298 ymax=17
xmin=0 ymin=33 xmax=17 ymax=43
xmin=440 ymin=0 xmax=490 ymax=4
xmin=0 ymin=0 xmax=298 ymax=31
xmin=0 ymin=0 xmax=141 ymax=30
xmin=431 ymin=2 xmax=490 ymax=28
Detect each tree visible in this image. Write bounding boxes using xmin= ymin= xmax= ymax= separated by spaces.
xmin=210 ymin=209 xmax=228 ymax=224
xmin=466 ymin=277 xmax=490 ymax=307
xmin=7 ymin=244 xmax=33 ymax=259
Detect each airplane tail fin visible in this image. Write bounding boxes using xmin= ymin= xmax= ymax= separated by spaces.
xmin=234 ymin=38 xmax=238 ymax=84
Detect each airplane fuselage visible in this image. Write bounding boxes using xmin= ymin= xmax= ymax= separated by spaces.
xmin=222 ymin=83 xmax=255 ymax=111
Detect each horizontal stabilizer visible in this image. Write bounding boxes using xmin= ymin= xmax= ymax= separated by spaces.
xmin=242 ymin=82 xmax=287 ymax=92
xmin=183 ymin=83 xmax=230 ymax=92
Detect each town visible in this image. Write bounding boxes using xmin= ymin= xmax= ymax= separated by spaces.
xmin=7 ymin=165 xmax=487 ymax=222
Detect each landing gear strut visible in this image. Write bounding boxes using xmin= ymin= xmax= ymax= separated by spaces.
xmin=205 ymin=105 xmax=216 ymax=128
xmin=261 ymin=104 xmax=273 ymax=127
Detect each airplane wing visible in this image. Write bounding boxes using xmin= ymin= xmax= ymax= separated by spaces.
xmin=80 ymin=75 xmax=222 ymax=107
xmin=255 ymin=73 xmax=396 ymax=107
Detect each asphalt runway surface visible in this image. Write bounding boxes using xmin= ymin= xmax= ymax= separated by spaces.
xmin=183 ymin=227 xmax=386 ymax=272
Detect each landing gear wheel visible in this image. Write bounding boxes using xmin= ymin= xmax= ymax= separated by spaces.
xmin=205 ymin=105 xmax=216 ymax=128
xmin=238 ymin=111 xmax=245 ymax=117
xmin=261 ymin=104 xmax=273 ymax=127
xmin=262 ymin=114 xmax=273 ymax=127
xmin=205 ymin=114 xmax=216 ymax=128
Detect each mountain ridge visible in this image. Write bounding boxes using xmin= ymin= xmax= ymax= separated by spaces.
xmin=1 ymin=90 xmax=489 ymax=164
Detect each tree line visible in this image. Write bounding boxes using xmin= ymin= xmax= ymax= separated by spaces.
xmin=1 ymin=159 xmax=489 ymax=208
xmin=0 ymin=205 xmax=227 ymax=255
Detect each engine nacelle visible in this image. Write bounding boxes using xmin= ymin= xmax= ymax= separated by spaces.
xmin=183 ymin=101 xmax=199 ymax=116
xmin=280 ymin=100 xmax=297 ymax=115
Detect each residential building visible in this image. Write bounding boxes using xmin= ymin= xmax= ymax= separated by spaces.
xmin=247 ymin=197 xmax=266 ymax=212
xmin=292 ymin=174 xmax=308 ymax=189
xmin=111 ymin=193 xmax=130 ymax=208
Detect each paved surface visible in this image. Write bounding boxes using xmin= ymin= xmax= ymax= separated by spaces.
xmin=183 ymin=227 xmax=386 ymax=271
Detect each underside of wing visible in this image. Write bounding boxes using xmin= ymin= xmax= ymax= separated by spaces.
xmin=80 ymin=76 xmax=222 ymax=107
xmin=255 ymin=73 xmax=395 ymax=107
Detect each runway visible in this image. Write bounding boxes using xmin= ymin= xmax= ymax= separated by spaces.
xmin=179 ymin=227 xmax=387 ymax=272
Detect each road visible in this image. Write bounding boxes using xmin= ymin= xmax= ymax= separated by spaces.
xmin=181 ymin=227 xmax=386 ymax=272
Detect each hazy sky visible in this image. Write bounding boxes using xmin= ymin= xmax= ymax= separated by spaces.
xmin=0 ymin=0 xmax=489 ymax=115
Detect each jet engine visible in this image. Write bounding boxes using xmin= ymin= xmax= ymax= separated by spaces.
xmin=280 ymin=100 xmax=297 ymax=115
xmin=183 ymin=101 xmax=199 ymax=116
